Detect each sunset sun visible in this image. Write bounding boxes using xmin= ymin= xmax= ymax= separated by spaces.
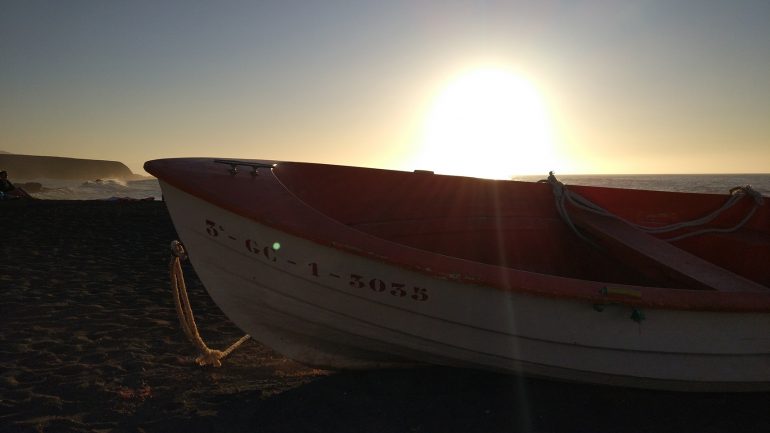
xmin=412 ymin=68 xmax=557 ymax=179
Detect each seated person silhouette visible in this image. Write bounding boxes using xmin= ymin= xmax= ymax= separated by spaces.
xmin=0 ymin=170 xmax=32 ymax=199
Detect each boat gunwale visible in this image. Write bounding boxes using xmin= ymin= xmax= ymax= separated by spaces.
xmin=145 ymin=158 xmax=770 ymax=313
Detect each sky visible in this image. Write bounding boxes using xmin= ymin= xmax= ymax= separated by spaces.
xmin=2 ymin=0 xmax=769 ymax=177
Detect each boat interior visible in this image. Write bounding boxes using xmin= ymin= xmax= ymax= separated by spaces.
xmin=275 ymin=163 xmax=770 ymax=291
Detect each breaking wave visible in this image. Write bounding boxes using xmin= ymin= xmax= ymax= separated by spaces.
xmin=23 ymin=178 xmax=161 ymax=200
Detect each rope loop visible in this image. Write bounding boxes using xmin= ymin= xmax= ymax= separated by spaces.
xmin=545 ymin=173 xmax=762 ymax=243
xmin=169 ymin=240 xmax=250 ymax=367
xmin=170 ymin=240 xmax=187 ymax=260
xmin=730 ymin=185 xmax=764 ymax=206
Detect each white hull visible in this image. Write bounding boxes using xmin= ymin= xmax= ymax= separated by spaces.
xmin=161 ymin=181 xmax=770 ymax=391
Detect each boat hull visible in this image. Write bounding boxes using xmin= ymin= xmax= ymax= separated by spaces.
xmin=161 ymin=180 xmax=770 ymax=392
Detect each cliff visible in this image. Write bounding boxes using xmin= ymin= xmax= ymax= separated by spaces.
xmin=0 ymin=154 xmax=136 ymax=180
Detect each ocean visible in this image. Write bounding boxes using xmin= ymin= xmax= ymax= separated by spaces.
xmin=512 ymin=173 xmax=770 ymax=196
xmin=21 ymin=178 xmax=163 ymax=201
xmin=16 ymin=173 xmax=770 ymax=201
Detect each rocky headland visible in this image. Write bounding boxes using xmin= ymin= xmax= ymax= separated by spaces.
xmin=0 ymin=153 xmax=139 ymax=180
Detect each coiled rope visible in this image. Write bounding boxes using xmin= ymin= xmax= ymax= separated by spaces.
xmin=170 ymin=240 xmax=250 ymax=367
xmin=543 ymin=172 xmax=764 ymax=243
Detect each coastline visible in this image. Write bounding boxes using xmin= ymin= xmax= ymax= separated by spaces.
xmin=2 ymin=200 xmax=770 ymax=432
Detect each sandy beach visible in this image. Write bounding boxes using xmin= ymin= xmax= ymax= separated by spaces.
xmin=2 ymin=199 xmax=770 ymax=433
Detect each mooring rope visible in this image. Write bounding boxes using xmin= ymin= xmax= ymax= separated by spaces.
xmin=169 ymin=240 xmax=250 ymax=367
xmin=543 ymin=172 xmax=763 ymax=242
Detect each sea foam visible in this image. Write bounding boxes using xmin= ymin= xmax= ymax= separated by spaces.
xmin=22 ymin=177 xmax=162 ymax=200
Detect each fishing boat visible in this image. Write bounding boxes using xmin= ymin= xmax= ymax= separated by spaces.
xmin=144 ymin=157 xmax=770 ymax=391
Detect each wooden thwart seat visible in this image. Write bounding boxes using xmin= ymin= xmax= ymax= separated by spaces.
xmin=571 ymin=209 xmax=769 ymax=293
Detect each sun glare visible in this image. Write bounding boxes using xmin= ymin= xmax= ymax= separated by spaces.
xmin=411 ymin=68 xmax=557 ymax=179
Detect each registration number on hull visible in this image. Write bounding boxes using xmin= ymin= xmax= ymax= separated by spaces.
xmin=205 ymin=219 xmax=430 ymax=302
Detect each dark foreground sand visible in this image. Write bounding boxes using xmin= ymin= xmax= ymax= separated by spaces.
xmin=2 ymin=200 xmax=770 ymax=433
